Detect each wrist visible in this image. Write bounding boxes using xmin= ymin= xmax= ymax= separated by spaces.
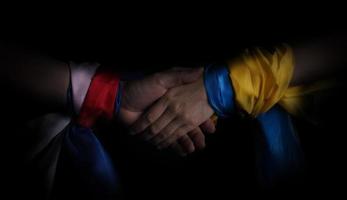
xmin=117 ymin=81 xmax=137 ymax=126
xmin=114 ymin=81 xmax=124 ymax=118
xmin=203 ymin=64 xmax=235 ymax=118
xmin=76 ymin=67 xmax=120 ymax=127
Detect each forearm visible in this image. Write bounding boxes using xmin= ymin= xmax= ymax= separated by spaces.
xmin=1 ymin=44 xmax=70 ymax=112
xmin=292 ymin=35 xmax=346 ymax=85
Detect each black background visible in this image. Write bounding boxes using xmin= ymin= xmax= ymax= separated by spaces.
xmin=1 ymin=5 xmax=347 ymax=199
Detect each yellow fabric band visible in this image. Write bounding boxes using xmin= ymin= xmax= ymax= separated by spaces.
xmin=228 ymin=44 xmax=330 ymax=118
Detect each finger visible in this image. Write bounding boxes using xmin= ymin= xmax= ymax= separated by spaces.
xmin=150 ymin=117 xmax=184 ymax=146
xmin=146 ymin=108 xmax=177 ymax=139
xmin=187 ymin=127 xmax=206 ymax=150
xmin=177 ymin=134 xmax=195 ymax=154
xmin=158 ymin=125 xmax=194 ymax=149
xmin=130 ymin=97 xmax=168 ymax=135
xmin=159 ymin=67 xmax=203 ymax=88
xmin=200 ymin=119 xmax=216 ymax=134
xmin=170 ymin=142 xmax=187 ymax=157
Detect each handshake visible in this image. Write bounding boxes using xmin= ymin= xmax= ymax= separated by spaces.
xmin=118 ymin=68 xmax=215 ymax=156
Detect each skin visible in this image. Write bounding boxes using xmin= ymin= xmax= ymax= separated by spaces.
xmin=132 ymin=35 xmax=347 ymax=149
xmin=1 ymin=44 xmax=215 ymax=156
xmin=119 ymin=68 xmax=215 ymax=155
xmin=130 ymin=75 xmax=214 ymax=149
xmin=2 ymin=34 xmax=345 ymax=154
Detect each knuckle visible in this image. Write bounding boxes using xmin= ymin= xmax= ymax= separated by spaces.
xmin=181 ymin=112 xmax=190 ymax=122
xmin=180 ymin=113 xmax=194 ymax=125
xmin=175 ymin=130 xmax=186 ymax=139
xmin=145 ymin=113 xmax=156 ymax=123
xmin=168 ymin=103 xmax=181 ymax=114
xmin=149 ymin=125 xmax=159 ymax=135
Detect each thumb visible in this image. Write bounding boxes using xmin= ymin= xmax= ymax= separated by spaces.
xmin=159 ymin=67 xmax=203 ymax=88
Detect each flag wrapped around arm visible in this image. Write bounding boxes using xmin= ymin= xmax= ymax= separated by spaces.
xmin=204 ymin=44 xmax=327 ymax=186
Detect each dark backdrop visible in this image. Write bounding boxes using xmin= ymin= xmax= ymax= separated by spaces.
xmin=1 ymin=8 xmax=347 ymax=199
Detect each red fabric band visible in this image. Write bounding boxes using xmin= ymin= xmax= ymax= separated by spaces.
xmin=76 ymin=68 xmax=120 ymax=128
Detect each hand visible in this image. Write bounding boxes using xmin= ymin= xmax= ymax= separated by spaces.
xmin=119 ymin=68 xmax=215 ymax=155
xmin=131 ymin=75 xmax=214 ymax=149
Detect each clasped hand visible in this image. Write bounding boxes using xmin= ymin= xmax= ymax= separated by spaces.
xmin=119 ymin=68 xmax=215 ymax=156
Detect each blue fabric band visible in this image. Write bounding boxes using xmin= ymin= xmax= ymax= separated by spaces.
xmin=256 ymin=106 xmax=303 ymax=185
xmin=203 ymin=65 xmax=235 ymax=118
xmin=114 ymin=81 xmax=123 ymax=117
xmin=203 ymin=64 xmax=303 ymax=186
